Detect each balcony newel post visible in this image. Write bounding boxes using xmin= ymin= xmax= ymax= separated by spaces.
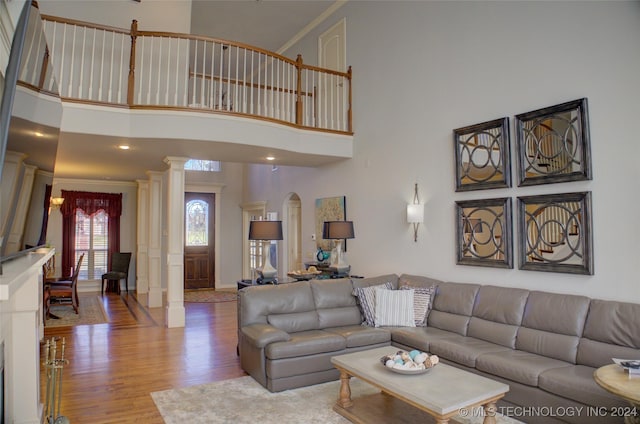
xmin=127 ymin=19 xmax=138 ymax=106
xmin=295 ymin=54 xmax=303 ymax=126
xmin=347 ymin=65 xmax=353 ymax=133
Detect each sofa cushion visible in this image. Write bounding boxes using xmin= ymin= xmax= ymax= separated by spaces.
xmin=467 ymin=317 xmax=521 ymax=349
xmin=427 ymin=282 xmax=480 ymax=336
xmin=516 ymin=291 xmax=591 ymax=364
xmin=389 ymin=326 xmax=459 ymax=353
xmin=432 ymin=282 xmax=480 ymax=316
xmin=398 ymin=273 xmax=443 ymax=289
xmin=265 ymin=330 xmax=346 ymax=360
xmin=400 ymin=285 xmax=435 ymax=326
xmin=374 ymin=288 xmax=415 ymax=327
xmin=267 ymin=311 xmax=319 ymax=333
xmin=521 ymin=291 xmax=591 ymax=337
xmin=476 ymin=350 xmax=573 ymax=387
xmin=582 ymin=300 xmax=640 ymax=348
xmin=324 ymin=325 xmax=391 ymax=348
xmin=428 ymin=335 xmax=512 ymax=368
xmin=576 ymin=299 xmax=640 ymax=368
xmin=310 ymin=278 xmax=356 ymax=309
xmin=472 ymin=285 xmax=529 ymax=326
xmin=516 ymin=327 xmax=581 ymax=364
xmin=317 ymin=307 xmax=362 ymax=328
xmin=577 ymin=338 xmax=640 ymax=369
xmin=538 ymin=365 xmax=624 ymax=408
xmin=353 ymin=282 xmax=394 ymax=326
xmin=239 ymin=281 xmax=316 ymax=326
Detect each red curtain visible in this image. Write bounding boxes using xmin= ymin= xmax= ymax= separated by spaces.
xmin=60 ymin=190 xmax=122 ymax=278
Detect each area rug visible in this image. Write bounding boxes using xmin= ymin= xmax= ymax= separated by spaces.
xmin=151 ymin=376 xmax=522 ymax=424
xmin=183 ymin=290 xmax=237 ymax=303
xmin=45 ymin=295 xmax=109 ymax=328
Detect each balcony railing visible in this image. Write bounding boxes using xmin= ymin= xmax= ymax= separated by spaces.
xmin=29 ymin=14 xmax=352 ymax=134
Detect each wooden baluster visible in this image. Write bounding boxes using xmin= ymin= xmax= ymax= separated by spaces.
xmin=127 ymin=19 xmax=137 ymax=106
xmin=118 ymin=32 xmax=124 ymax=103
xmin=295 ymin=54 xmax=303 ymax=126
xmin=347 ymin=66 xmax=352 ymax=133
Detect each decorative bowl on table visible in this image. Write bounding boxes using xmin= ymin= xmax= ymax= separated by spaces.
xmin=287 ymin=267 xmax=321 ymax=281
xmin=380 ymin=350 xmax=439 ymax=375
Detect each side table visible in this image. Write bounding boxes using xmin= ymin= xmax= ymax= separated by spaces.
xmin=594 ymin=364 xmax=640 ymax=424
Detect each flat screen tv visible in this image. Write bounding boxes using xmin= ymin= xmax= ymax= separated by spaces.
xmin=0 ymin=2 xmax=62 ymax=270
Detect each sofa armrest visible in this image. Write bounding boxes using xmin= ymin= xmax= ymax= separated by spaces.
xmin=242 ymin=324 xmax=291 ymax=348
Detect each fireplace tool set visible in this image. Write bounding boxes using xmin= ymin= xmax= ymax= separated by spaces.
xmin=43 ymin=337 xmax=70 ymax=424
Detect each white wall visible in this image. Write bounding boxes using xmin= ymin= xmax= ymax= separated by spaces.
xmin=38 ymin=0 xmax=192 ymax=33
xmin=246 ymin=1 xmax=640 ymax=303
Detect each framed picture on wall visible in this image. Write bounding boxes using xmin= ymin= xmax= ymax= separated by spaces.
xmin=315 ymin=196 xmax=346 ymax=252
xmin=453 ymin=117 xmax=511 ymax=192
xmin=455 ymin=197 xmax=513 ymax=269
xmin=515 ymin=98 xmax=592 ymax=186
xmin=518 ymin=192 xmax=593 ymax=275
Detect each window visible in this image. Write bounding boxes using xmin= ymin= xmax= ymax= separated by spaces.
xmin=74 ymin=209 xmax=109 ymax=279
xmin=184 ymin=159 xmax=221 ymax=172
xmin=185 ymin=199 xmax=208 ymax=246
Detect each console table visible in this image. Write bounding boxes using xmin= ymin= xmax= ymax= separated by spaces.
xmin=237 ymin=277 xmax=296 ymax=290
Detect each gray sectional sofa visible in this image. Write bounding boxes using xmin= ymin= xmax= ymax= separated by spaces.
xmin=237 ymin=274 xmax=640 ymax=423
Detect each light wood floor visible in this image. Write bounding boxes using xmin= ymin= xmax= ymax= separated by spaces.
xmin=40 ymin=291 xmax=246 ymax=423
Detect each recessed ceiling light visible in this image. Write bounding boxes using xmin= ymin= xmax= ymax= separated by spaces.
xmin=266 ymin=156 xmax=275 ymax=161
xmin=118 ymin=145 xmax=130 ymax=150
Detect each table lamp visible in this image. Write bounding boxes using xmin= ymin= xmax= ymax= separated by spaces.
xmin=249 ymin=220 xmax=283 ymax=283
xmin=323 ymin=221 xmax=355 ymax=275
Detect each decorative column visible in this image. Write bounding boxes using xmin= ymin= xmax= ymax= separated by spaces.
xmin=135 ymin=179 xmax=149 ymax=294
xmin=164 ymin=157 xmax=187 ymax=328
xmin=146 ymin=171 xmax=163 ymax=308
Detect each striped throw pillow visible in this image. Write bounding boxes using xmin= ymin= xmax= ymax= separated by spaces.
xmin=353 ymin=282 xmax=394 ymax=326
xmin=400 ymin=285 xmax=435 ymax=327
xmin=374 ymin=288 xmax=415 ymax=327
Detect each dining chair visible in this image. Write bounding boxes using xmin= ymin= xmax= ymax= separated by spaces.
xmin=101 ymin=252 xmax=132 ymax=294
xmin=45 ymin=253 xmax=84 ymax=317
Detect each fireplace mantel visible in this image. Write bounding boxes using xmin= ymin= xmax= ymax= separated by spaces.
xmin=0 ymin=247 xmax=53 ymax=423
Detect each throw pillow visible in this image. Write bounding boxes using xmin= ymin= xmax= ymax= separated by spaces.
xmin=400 ymin=285 xmax=435 ymax=327
xmin=374 ymin=288 xmax=416 ymax=327
xmin=353 ymin=282 xmax=394 ymax=326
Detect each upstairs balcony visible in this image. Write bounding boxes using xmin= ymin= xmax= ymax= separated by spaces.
xmin=13 ymin=7 xmax=354 ymax=180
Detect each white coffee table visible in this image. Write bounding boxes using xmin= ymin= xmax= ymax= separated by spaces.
xmin=331 ymin=346 xmax=509 ymax=424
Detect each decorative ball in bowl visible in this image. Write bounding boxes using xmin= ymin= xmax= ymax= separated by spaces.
xmin=379 ymin=350 xmax=439 ymax=375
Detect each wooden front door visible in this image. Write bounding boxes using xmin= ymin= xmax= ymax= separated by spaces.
xmin=184 ymin=192 xmax=215 ymax=289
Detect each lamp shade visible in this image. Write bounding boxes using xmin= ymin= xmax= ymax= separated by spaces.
xmin=406 ymin=203 xmax=424 ymax=224
xmin=323 ymin=221 xmax=355 ymax=240
xmin=248 ymin=220 xmax=283 ymax=240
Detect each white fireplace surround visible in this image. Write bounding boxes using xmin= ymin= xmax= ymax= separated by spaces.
xmin=0 ymin=247 xmax=52 ymax=423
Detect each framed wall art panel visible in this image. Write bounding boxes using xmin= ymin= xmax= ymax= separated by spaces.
xmin=518 ymin=192 xmax=593 ymax=275
xmin=455 ymin=197 xmax=513 ymax=269
xmin=315 ymin=196 xmax=346 ymax=251
xmin=454 ymin=117 xmax=511 ymax=192
xmin=515 ymin=98 xmax=592 ymax=186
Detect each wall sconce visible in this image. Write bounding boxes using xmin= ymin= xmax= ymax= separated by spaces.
xmin=406 ymin=183 xmax=424 ymax=242
xmin=50 ymin=197 xmax=64 ymax=209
